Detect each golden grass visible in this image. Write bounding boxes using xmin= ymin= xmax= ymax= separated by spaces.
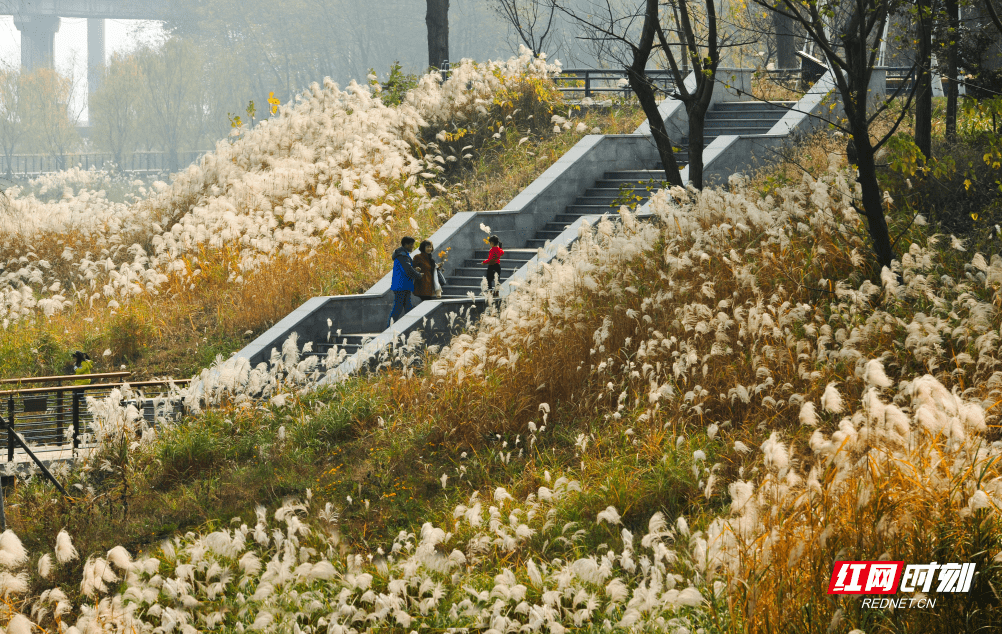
xmin=0 ymin=102 xmax=645 ymax=381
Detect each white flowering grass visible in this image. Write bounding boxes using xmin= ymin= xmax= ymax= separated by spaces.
xmin=0 ymin=50 xmax=583 ymax=377
xmin=6 ymin=103 xmax=1002 ymax=632
xmin=370 ymin=158 xmax=1002 ymax=629
xmin=0 ymin=478 xmax=730 ymax=634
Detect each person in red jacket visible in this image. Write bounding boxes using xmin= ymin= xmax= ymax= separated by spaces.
xmin=482 ymin=235 xmax=504 ymax=295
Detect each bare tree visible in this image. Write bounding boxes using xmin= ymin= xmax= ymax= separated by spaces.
xmin=754 ymin=0 xmax=917 ymax=268
xmin=427 ymin=0 xmax=450 ymax=69
xmin=90 ymin=52 xmax=143 ymax=169
xmin=652 ymin=0 xmax=720 ymax=189
xmin=914 ymin=0 xmax=934 ymax=158
xmin=773 ymin=8 xmax=798 ymax=68
xmin=0 ymin=65 xmax=24 ymax=177
xmin=944 ymin=0 xmax=959 ymax=141
xmin=555 ymin=0 xmax=724 ymax=188
xmin=136 ymin=39 xmax=205 ymax=172
xmin=493 ymin=0 xmax=560 ymax=55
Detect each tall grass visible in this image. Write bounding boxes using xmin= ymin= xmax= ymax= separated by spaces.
xmin=0 ymin=55 xmax=644 ymax=380
xmin=3 ymin=86 xmax=1001 ymax=634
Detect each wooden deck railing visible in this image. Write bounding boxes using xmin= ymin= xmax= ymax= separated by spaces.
xmin=0 ymin=373 xmax=189 ymax=461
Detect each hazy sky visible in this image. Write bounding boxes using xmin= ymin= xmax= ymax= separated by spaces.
xmin=0 ymin=17 xmax=165 ymax=120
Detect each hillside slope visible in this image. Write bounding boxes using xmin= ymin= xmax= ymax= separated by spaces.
xmin=2 ymin=153 xmax=1000 ymax=633
xmin=0 ymin=52 xmax=587 ymax=378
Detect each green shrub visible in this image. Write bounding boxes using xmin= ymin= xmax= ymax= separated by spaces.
xmin=292 ymin=385 xmax=378 ymax=452
xmin=154 ymin=415 xmax=228 ymax=482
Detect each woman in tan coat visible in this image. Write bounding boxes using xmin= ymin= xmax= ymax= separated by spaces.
xmin=413 ymin=240 xmax=441 ymax=300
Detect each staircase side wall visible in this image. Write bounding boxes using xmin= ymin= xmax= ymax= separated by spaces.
xmin=501 ymin=134 xmax=659 ymax=235
xmin=235 ymin=135 xmax=659 ymax=368
xmin=768 ymin=70 xmax=838 ymax=138
xmin=635 ymin=72 xmax=696 ymax=140
xmin=239 ymin=294 xmax=395 ymax=366
xmin=697 ymin=70 xmax=839 ymax=186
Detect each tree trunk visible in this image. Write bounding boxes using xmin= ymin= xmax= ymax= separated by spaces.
xmin=852 ymin=122 xmax=895 ymax=268
xmin=773 ymin=11 xmax=797 ymax=69
xmin=630 ymin=0 xmax=684 ymax=188
xmin=687 ymin=105 xmax=705 ymax=189
xmin=915 ymin=0 xmax=933 ymax=159
xmin=945 ymin=0 xmax=959 ymax=141
xmin=629 ymin=71 xmax=684 ymax=188
xmin=426 ymin=0 xmax=450 ymax=70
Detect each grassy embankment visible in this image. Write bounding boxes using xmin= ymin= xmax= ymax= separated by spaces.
xmin=4 ymin=101 xmax=648 ymax=560
xmin=0 ymin=62 xmax=644 ymax=381
xmin=4 ymin=91 xmax=1002 ymax=633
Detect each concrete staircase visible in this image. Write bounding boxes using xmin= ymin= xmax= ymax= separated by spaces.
xmin=698 ymin=101 xmax=795 ymax=143
xmin=313 ymin=333 xmax=380 ymax=359
xmin=440 ymin=169 xmax=666 ymax=297
xmin=645 ymin=101 xmax=795 ymax=173
xmin=235 ymin=70 xmax=838 ymax=378
xmin=661 ymin=101 xmax=794 ymax=167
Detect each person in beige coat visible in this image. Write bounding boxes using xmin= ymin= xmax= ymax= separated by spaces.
xmin=413 ymin=240 xmax=442 ymax=300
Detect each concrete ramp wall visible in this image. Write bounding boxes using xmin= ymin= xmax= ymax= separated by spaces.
xmin=236 ymin=134 xmax=660 ymax=367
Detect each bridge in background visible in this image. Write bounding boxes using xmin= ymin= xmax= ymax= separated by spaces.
xmin=0 ymin=0 xmax=169 ymax=92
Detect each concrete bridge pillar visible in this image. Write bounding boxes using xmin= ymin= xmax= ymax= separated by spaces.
xmin=14 ymin=15 xmax=60 ymax=71
xmin=88 ymin=18 xmax=105 ymax=94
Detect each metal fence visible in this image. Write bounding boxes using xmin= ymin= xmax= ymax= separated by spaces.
xmin=554 ymin=69 xmax=675 ymax=98
xmin=0 ymin=151 xmax=210 ymax=178
xmin=885 ymin=67 xmax=919 ymax=92
xmin=0 ymin=372 xmax=188 ymax=461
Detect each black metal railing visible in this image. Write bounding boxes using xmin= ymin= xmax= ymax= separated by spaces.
xmin=0 ymin=151 xmax=211 ymax=178
xmin=554 ymin=69 xmax=675 ymax=98
xmin=0 ymin=372 xmax=188 ymax=461
xmin=884 ymin=66 xmax=919 ymax=92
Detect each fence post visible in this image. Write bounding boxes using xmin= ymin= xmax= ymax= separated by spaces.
xmin=56 ymin=383 xmax=64 ymax=446
xmin=585 ymin=71 xmax=592 ymax=98
xmin=6 ymin=396 xmax=12 ymax=462
xmin=72 ymin=390 xmax=81 ymax=450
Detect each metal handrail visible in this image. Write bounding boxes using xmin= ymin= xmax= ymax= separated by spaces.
xmin=0 ymin=378 xmax=190 ymax=462
xmin=0 ymin=150 xmax=211 ymax=178
xmin=554 ymin=68 xmax=675 ymax=98
xmin=0 ymin=371 xmax=130 ymax=385
xmin=0 ymin=378 xmax=190 ymax=396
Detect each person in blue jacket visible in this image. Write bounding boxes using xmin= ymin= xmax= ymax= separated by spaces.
xmin=387 ymin=236 xmax=422 ymax=327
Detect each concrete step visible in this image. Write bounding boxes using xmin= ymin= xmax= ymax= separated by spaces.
xmin=704 ymin=118 xmax=780 ymax=127
xmin=650 ymin=159 xmax=687 ymax=168
xmin=555 ymin=212 xmax=616 ymax=223
xmin=453 ymin=265 xmax=520 ymax=277
xmin=603 ymin=169 xmax=667 ymax=180
xmin=447 ymin=275 xmax=507 ymax=286
xmin=593 ymin=179 xmax=664 ymax=189
xmin=533 ymin=229 xmax=564 ymax=240
xmin=711 ymin=101 xmax=794 ymax=112
xmin=707 ymin=109 xmax=786 ymax=119
xmin=572 ymin=196 xmax=649 ymax=206
xmin=469 ymin=248 xmax=536 ymax=262
xmin=543 ymin=222 xmax=571 ymax=231
xmin=444 ymin=285 xmax=497 ymax=296
xmin=583 ymin=186 xmax=659 ymax=197
xmin=525 ymin=239 xmax=550 ymax=249
xmin=566 ymin=204 xmax=632 ymax=214
xmin=307 ymin=333 xmax=384 ymax=358
xmin=701 ymin=127 xmax=778 ymax=136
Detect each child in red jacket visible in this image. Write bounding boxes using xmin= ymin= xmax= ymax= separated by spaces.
xmin=482 ymin=236 xmax=504 ymax=294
